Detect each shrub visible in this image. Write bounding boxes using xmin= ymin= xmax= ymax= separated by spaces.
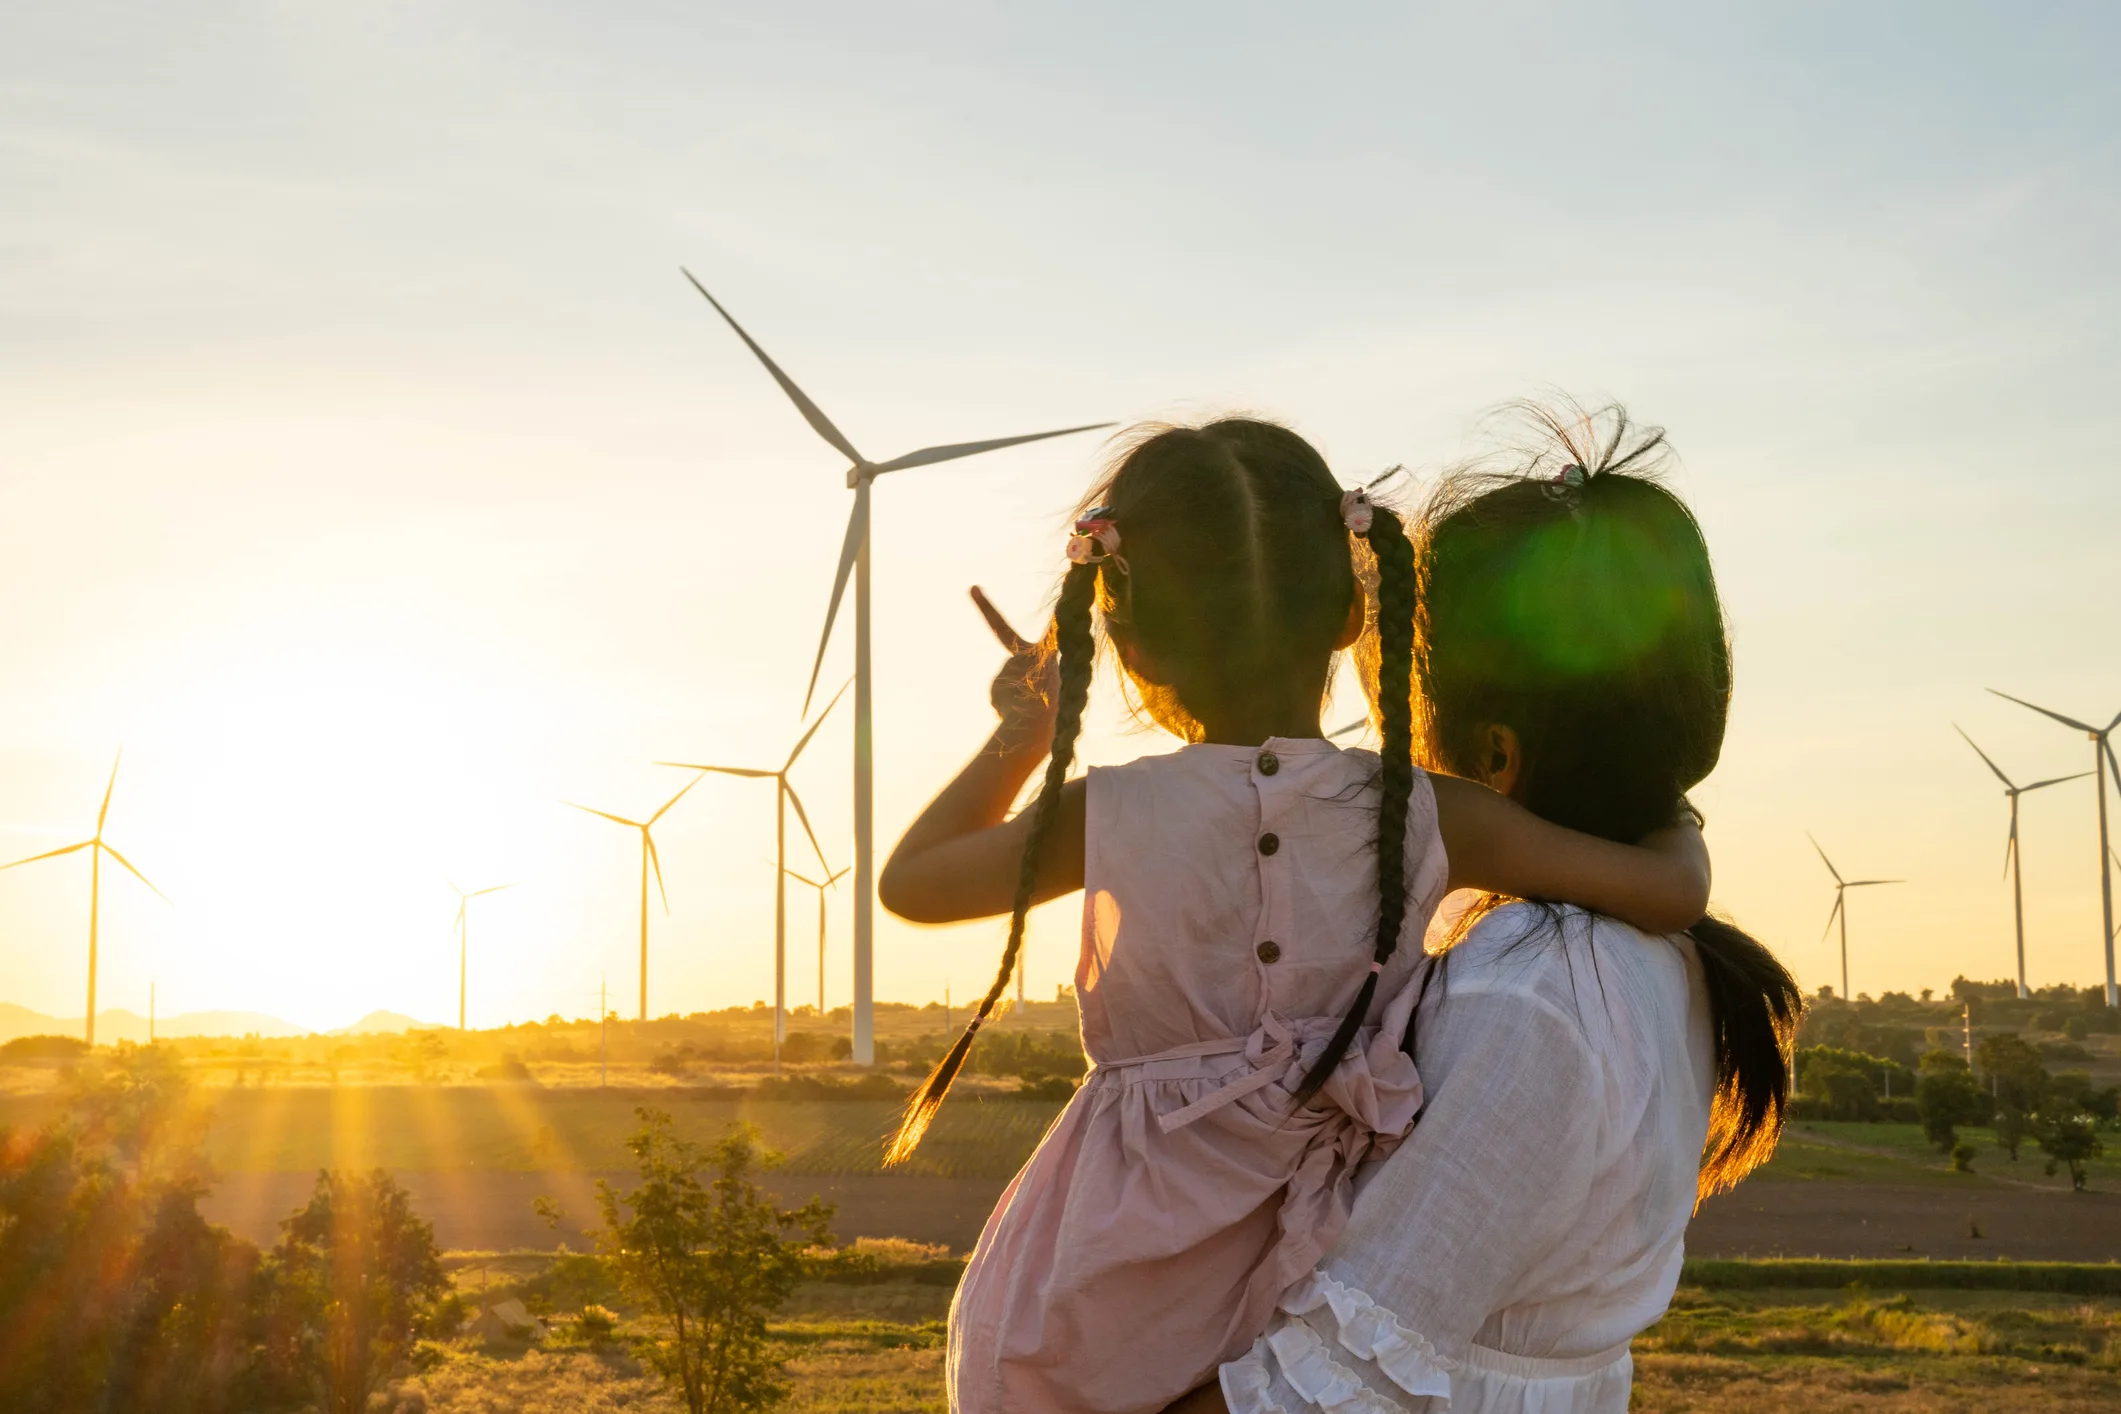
xmin=593 ymin=1109 xmax=834 ymax=1413
xmin=259 ymin=1169 xmax=448 ymax=1414
xmin=1950 ymin=1143 xmax=1977 ymax=1172
xmin=0 ymin=1033 xmax=90 ymax=1063
xmin=577 ymin=1304 xmax=620 ymax=1340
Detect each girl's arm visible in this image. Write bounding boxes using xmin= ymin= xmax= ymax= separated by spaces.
xmin=877 ymin=590 xmax=1086 ymax=924
xmin=1432 ymin=773 xmax=1710 ymax=935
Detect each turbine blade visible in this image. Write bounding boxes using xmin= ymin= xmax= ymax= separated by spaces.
xmin=454 ymin=903 xmax=467 ymax=935
xmin=96 ymin=751 xmax=122 ymax=834
xmin=1846 ymin=879 xmax=1903 ymax=887
xmin=565 ymin=802 xmax=642 ymax=829
xmin=646 ymin=833 xmax=669 ymax=914
xmin=1807 ymin=833 xmax=1844 ymax=885
xmin=2003 ymin=819 xmax=2016 ymax=881
xmin=782 ymin=781 xmax=830 ymax=874
xmin=1328 ymin=717 xmax=1370 ymax=740
xmin=0 ymin=839 xmax=94 ymax=871
xmin=471 ymin=884 xmax=514 ymax=897
xmin=2107 ymin=740 xmax=2121 ymax=804
xmin=652 ymin=763 xmax=777 ymax=778
xmin=1988 ymin=689 xmax=2097 ymax=734
xmin=2022 ymin=771 xmax=2093 ymax=792
xmin=867 ymin=422 xmax=1116 ymax=475
xmin=1953 ymin=725 xmax=2014 ymax=788
xmin=680 ymin=269 xmax=864 ymax=466
xmin=802 ymin=497 xmax=866 ymax=716
xmin=827 ymin=865 xmax=850 ymax=887
xmin=98 ymin=843 xmax=169 ymax=903
xmin=785 ymin=678 xmax=852 ymax=770
xmin=785 ymin=866 xmax=825 ymax=890
xmin=1820 ymin=893 xmax=1843 ymax=942
xmin=649 ymin=771 xmax=704 ymax=825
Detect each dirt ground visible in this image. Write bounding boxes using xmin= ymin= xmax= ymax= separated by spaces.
xmin=200 ymin=1167 xmax=2121 ymax=1261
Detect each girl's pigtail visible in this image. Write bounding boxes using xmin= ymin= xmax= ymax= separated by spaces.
xmin=885 ymin=559 xmax=1101 ymax=1164
xmin=1295 ymin=504 xmax=1417 ymax=1103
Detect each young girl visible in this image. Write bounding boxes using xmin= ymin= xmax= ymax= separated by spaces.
xmin=877 ymin=418 xmax=1714 ymax=1414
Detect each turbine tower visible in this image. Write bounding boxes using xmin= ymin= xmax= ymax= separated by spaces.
xmin=786 ymin=864 xmax=850 ymax=1015
xmin=1955 ymin=726 xmax=2087 ymax=1000
xmin=449 ymin=882 xmax=515 ymax=1031
xmin=682 ymin=270 xmax=1112 ymax=1064
xmin=657 ymin=683 xmax=846 ymax=1074
xmin=565 ymin=776 xmax=703 ymax=1021
xmin=1810 ymin=835 xmax=1901 ymax=1002
xmin=1990 ymin=692 xmax=2121 ymax=1007
xmin=0 ymin=752 xmax=167 ymax=1047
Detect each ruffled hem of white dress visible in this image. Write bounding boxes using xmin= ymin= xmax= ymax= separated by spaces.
xmin=1221 ymin=1273 xmax=1633 ymax=1414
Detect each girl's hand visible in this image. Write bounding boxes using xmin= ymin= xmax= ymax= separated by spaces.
xmin=972 ymin=586 xmax=1059 ymax=756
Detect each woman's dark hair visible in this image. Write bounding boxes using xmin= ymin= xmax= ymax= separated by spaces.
xmin=1415 ymin=400 xmax=1804 ymax=1198
xmin=886 ymin=417 xmax=1417 ymax=1160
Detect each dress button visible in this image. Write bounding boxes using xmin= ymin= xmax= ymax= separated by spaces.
xmin=1256 ymin=940 xmax=1282 ymax=964
xmin=1258 ymin=832 xmax=1280 ymax=856
xmin=1257 ymin=750 xmax=1279 ymax=777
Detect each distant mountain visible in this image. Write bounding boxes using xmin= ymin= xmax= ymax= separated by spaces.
xmin=332 ymin=1010 xmax=445 ymax=1036
xmin=0 ymin=1002 xmax=308 ymax=1044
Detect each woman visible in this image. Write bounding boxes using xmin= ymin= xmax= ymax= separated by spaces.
xmin=1183 ymin=404 xmax=1802 ymax=1413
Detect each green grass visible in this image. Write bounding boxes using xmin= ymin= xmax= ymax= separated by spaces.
xmin=1757 ymin=1120 xmax=2121 ymax=1191
xmin=1684 ymin=1259 xmax=2121 ymax=1295
xmin=404 ymin=1257 xmax=2121 ymax=1413
xmin=0 ymin=1084 xmax=1067 ymax=1180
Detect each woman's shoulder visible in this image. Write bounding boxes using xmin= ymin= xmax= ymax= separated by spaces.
xmin=1437 ymin=903 xmax=1693 ymax=1016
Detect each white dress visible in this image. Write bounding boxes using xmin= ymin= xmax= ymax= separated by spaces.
xmin=1221 ymin=903 xmax=1716 ymax=1414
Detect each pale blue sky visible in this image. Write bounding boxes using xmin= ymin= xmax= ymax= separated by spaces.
xmin=3 ymin=3 xmax=2117 ymax=1027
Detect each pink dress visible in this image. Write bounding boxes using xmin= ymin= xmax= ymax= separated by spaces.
xmin=947 ymin=737 xmax=1451 ymax=1414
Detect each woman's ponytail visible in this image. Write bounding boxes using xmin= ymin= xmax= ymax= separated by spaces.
xmin=1690 ymin=914 xmax=1803 ymax=1199
xmin=884 ymin=558 xmax=1102 ymax=1164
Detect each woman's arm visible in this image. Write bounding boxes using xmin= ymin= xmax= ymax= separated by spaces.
xmin=1432 ymin=774 xmax=1710 ymax=935
xmin=877 ymin=589 xmax=1087 ymax=924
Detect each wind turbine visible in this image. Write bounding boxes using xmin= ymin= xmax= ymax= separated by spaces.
xmin=449 ymin=882 xmax=515 ymax=1031
xmin=1989 ymin=691 xmax=2121 ymax=1007
xmin=785 ymin=863 xmax=850 ymax=1016
xmin=565 ymin=776 xmax=703 ymax=1022
xmin=656 ymin=683 xmax=846 ymax=1073
xmin=0 ymin=752 xmax=167 ymax=1047
xmin=1809 ymin=836 xmax=1901 ymax=1002
xmin=682 ymin=270 xmax=1112 ymax=1065
xmin=1955 ymin=726 xmax=2088 ymax=1000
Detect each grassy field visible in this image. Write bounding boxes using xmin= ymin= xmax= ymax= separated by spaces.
xmin=397 ymin=1254 xmax=2121 ymax=1413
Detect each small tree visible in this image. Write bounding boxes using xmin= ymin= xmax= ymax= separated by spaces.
xmin=261 ymin=1169 xmax=447 ymax=1414
xmin=1915 ymin=1050 xmax=1987 ymax=1153
xmin=594 ymin=1109 xmax=833 ymax=1414
xmin=1992 ymin=1101 xmax=2031 ymax=1161
xmin=2035 ymin=1109 xmax=2105 ymax=1192
xmin=1975 ymin=1032 xmax=2049 ymax=1112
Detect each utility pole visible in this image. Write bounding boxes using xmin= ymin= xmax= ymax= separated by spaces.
xmin=148 ymin=981 xmax=155 ymax=1044
xmin=600 ymin=976 xmax=608 ymax=1089
xmin=1963 ymin=1003 xmax=1973 ymax=1066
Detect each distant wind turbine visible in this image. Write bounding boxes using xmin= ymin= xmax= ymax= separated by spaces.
xmin=1810 ymin=835 xmax=1901 ymax=1002
xmin=565 ymin=776 xmax=703 ymax=1021
xmin=682 ymin=270 xmax=1112 ymax=1065
xmin=0 ymin=752 xmax=167 ymax=1047
xmin=1989 ymin=691 xmax=2121 ymax=1007
xmin=449 ymin=882 xmax=515 ymax=1031
xmin=657 ymin=682 xmax=846 ymax=1073
xmin=785 ymin=863 xmax=850 ymax=1015
xmin=1955 ymin=726 xmax=2088 ymax=1000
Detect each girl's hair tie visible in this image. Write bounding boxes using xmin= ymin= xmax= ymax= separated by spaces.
xmin=1339 ymin=487 xmax=1375 ymax=536
xmin=1367 ymin=960 xmax=1384 ymax=975
xmin=1066 ymin=506 xmax=1128 ymax=573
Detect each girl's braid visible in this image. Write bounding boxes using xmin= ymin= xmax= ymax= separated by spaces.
xmin=885 ymin=559 xmax=1101 ymax=1163
xmin=1296 ymin=504 xmax=1417 ymax=1102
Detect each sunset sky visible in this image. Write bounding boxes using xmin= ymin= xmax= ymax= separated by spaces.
xmin=4 ymin=4 xmax=2119 ymax=1031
